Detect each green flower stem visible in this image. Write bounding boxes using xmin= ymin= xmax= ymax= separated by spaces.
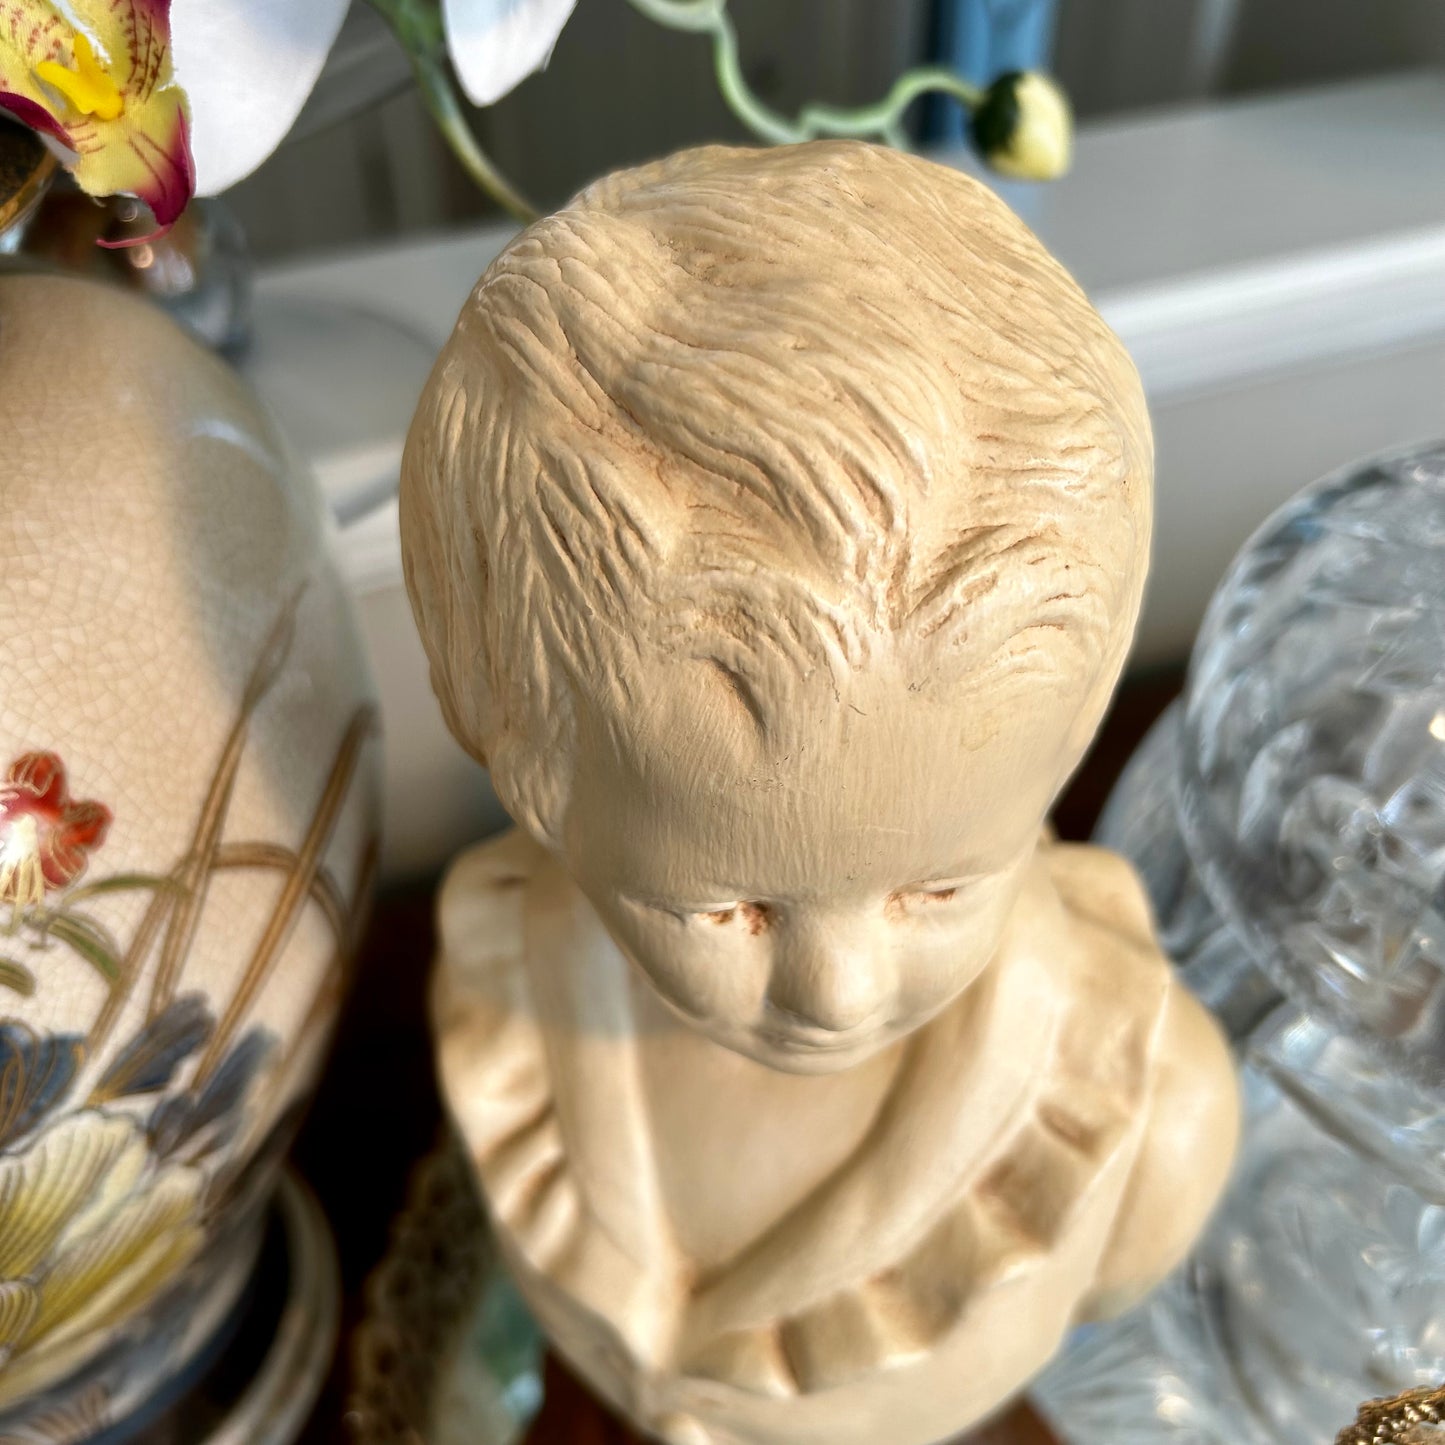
xmin=408 ymin=45 xmax=541 ymax=224
xmin=625 ymin=0 xmax=983 ymax=146
xmin=43 ymin=910 xmax=122 ymax=984
xmin=366 ymin=0 xmax=540 ymax=224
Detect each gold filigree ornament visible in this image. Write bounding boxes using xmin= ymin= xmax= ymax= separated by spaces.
xmin=1338 ymin=1382 xmax=1445 ymax=1444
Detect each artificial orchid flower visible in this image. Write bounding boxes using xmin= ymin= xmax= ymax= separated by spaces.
xmin=169 ymin=0 xmax=351 ymax=198
xmin=176 ymin=0 xmax=578 ymax=191
xmin=0 ymin=0 xmax=193 ymax=242
xmin=442 ymin=0 xmax=579 ymax=107
xmin=0 ymin=0 xmax=578 ymax=241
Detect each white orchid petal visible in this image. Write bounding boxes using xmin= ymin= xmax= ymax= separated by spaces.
xmin=443 ymin=0 xmax=579 ymax=107
xmin=170 ymin=0 xmax=351 ymax=196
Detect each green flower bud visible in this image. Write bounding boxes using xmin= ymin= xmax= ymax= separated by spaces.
xmin=971 ymin=70 xmax=1074 ymax=182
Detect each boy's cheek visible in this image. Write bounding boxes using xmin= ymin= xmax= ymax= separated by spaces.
xmin=605 ymin=913 xmax=767 ymax=1025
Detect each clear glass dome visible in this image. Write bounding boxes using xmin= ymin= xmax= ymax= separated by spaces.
xmin=1039 ymin=442 xmax=1445 ymax=1445
xmin=1175 ymin=442 xmax=1445 ymax=1082
xmin=1098 ymin=704 xmax=1283 ymax=1042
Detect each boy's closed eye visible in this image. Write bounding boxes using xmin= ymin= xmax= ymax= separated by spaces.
xmin=622 ymin=878 xmax=988 ymax=928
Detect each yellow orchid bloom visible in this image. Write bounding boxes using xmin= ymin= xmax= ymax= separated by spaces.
xmin=0 ymin=0 xmax=193 ymax=243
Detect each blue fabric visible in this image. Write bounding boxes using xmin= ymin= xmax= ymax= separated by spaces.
xmin=927 ymin=0 xmax=1059 ymax=142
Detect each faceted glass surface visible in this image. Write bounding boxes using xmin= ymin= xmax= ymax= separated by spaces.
xmin=1041 ymin=1031 xmax=1445 ymax=1445
xmin=1039 ymin=443 xmax=1445 ymax=1445
xmin=1098 ymin=706 xmax=1282 ymax=1041
xmin=1175 ymin=443 xmax=1445 ymax=1081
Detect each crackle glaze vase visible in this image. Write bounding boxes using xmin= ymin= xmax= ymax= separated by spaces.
xmin=0 ymin=269 xmax=379 ymax=1440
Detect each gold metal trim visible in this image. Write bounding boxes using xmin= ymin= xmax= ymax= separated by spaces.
xmin=1338 ymin=1383 xmax=1445 ymax=1444
xmin=0 ymin=119 xmax=57 ymax=241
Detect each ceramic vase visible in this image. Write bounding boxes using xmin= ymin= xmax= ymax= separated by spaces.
xmin=0 ymin=266 xmax=380 ymax=1440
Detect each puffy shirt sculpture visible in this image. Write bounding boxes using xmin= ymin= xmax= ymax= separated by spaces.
xmin=401 ymin=142 xmax=1239 ymax=1445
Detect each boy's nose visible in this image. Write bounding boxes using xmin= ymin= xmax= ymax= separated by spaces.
xmin=764 ymin=920 xmax=894 ymax=1034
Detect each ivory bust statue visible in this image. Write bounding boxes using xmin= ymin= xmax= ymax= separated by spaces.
xmin=401 ymin=142 xmax=1240 ymax=1445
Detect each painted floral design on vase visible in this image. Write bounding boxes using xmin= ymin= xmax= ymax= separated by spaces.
xmin=0 ymin=269 xmax=380 ymax=1439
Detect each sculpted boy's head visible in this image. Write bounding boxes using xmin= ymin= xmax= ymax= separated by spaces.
xmin=403 ymin=141 xmax=1152 ymax=1071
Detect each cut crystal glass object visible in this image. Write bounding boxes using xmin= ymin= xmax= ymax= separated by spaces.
xmin=1037 ymin=442 xmax=1445 ymax=1445
xmin=1178 ymin=443 xmax=1445 ymax=1078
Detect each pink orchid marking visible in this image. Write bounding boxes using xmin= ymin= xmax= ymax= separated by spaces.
xmin=0 ymin=0 xmax=194 ymax=245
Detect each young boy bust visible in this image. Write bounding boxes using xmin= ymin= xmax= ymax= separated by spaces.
xmin=402 ymin=142 xmax=1238 ymax=1445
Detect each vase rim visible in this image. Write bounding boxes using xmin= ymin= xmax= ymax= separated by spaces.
xmin=0 ymin=118 xmax=58 ymax=243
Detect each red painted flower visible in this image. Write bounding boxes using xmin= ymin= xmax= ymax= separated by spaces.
xmin=0 ymin=753 xmax=111 ymax=909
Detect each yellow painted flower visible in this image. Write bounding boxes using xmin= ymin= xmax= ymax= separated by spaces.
xmin=0 ymin=1110 xmax=204 ymax=1407
xmin=0 ymin=0 xmax=193 ymax=242
xmin=972 ymin=71 xmax=1074 ymax=182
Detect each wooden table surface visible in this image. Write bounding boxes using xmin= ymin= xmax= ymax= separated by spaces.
xmin=522 ymin=1355 xmax=1061 ymax=1444
xmin=296 ymin=666 xmax=1183 ymax=1443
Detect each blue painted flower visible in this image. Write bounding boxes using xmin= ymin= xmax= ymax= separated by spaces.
xmin=148 ymin=1026 xmax=274 ymax=1163
xmin=89 ymin=994 xmax=213 ymax=1104
xmin=0 ymin=1023 xmax=82 ymax=1152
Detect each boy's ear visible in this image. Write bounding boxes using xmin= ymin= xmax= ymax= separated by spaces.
xmin=489 ymin=732 xmax=569 ymax=855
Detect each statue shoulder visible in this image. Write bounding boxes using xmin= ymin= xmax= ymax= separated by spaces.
xmin=1043 ymin=840 xmax=1160 ymax=956
xmin=1038 ymin=842 xmax=1241 ymax=1317
xmin=1036 ymin=841 xmax=1172 ymax=1088
xmin=436 ymin=827 xmax=550 ymax=980
xmin=1085 ymin=981 xmax=1240 ymax=1318
xmin=432 ymin=828 xmax=555 ymax=1164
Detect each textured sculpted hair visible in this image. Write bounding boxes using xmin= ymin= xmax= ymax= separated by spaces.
xmin=402 ymin=142 xmax=1152 ymax=840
